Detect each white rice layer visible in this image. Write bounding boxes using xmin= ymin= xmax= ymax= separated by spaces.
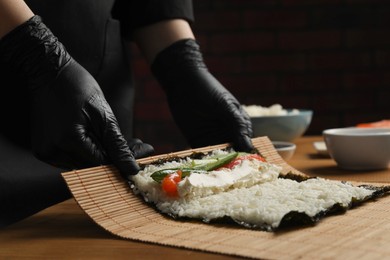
xmin=157 ymin=178 xmax=373 ymax=228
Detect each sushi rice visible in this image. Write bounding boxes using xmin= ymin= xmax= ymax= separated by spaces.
xmin=130 ymin=149 xmax=375 ymax=230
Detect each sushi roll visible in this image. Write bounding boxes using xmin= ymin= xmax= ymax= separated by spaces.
xmin=129 ymin=148 xmax=390 ymax=231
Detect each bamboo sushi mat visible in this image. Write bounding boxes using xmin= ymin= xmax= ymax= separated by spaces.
xmin=62 ymin=137 xmax=390 ymax=260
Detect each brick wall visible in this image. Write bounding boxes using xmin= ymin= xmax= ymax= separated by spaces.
xmin=131 ymin=0 xmax=390 ymax=154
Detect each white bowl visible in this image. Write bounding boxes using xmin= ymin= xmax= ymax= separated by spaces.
xmin=323 ymin=127 xmax=390 ymax=170
xmin=250 ymin=110 xmax=313 ymax=141
xmin=272 ymin=141 xmax=296 ymax=161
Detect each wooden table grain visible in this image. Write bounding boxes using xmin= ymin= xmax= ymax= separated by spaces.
xmin=1 ymin=136 xmax=389 ymax=259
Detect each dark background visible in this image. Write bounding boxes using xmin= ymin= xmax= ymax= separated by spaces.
xmin=130 ymin=0 xmax=390 ymax=154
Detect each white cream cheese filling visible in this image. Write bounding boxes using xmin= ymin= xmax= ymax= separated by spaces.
xmin=177 ymin=159 xmax=280 ymax=198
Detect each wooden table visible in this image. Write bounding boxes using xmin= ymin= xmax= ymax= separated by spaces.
xmin=1 ymin=136 xmax=389 ymax=259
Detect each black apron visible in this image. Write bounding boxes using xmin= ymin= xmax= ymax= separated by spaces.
xmin=0 ymin=0 xmax=135 ymax=227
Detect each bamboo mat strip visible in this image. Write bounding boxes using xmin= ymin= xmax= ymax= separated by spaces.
xmin=62 ymin=136 xmax=390 ymax=260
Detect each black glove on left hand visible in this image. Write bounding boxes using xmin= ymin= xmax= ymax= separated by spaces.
xmin=0 ymin=16 xmax=152 ymax=179
xmin=151 ymin=39 xmax=254 ymax=152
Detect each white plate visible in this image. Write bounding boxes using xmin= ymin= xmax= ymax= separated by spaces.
xmin=313 ymin=141 xmax=328 ymax=156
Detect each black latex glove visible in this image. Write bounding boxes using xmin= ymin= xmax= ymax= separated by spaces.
xmin=151 ymin=39 xmax=254 ymax=152
xmin=0 ymin=16 xmax=153 ymax=179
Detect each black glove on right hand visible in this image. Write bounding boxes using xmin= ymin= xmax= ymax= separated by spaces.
xmin=151 ymin=39 xmax=254 ymax=152
xmin=0 ymin=16 xmax=153 ymax=179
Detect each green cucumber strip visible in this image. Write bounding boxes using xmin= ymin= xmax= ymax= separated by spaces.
xmin=150 ymin=168 xmax=208 ymax=183
xmin=193 ymin=152 xmax=239 ymax=171
xmin=150 ymin=168 xmax=179 ymax=183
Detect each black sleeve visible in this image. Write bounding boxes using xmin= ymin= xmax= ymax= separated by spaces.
xmin=112 ymin=0 xmax=194 ymax=41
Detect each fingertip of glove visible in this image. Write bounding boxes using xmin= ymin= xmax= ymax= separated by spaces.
xmin=115 ymin=159 xmax=141 ymax=180
xmin=234 ymin=135 xmax=255 ymax=153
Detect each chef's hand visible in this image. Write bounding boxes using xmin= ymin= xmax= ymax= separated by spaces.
xmin=151 ymin=39 xmax=254 ymax=152
xmin=0 ymin=15 xmax=153 ymax=179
